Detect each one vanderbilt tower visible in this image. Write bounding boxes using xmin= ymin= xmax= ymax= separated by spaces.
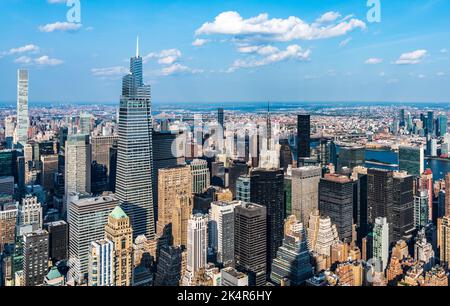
xmin=116 ymin=37 xmax=155 ymax=239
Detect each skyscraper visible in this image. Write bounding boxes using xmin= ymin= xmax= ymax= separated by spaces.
xmin=236 ymin=175 xmax=251 ymax=202
xmin=297 ymin=115 xmax=311 ymax=163
xmin=65 ymin=134 xmax=92 ymax=205
xmin=446 ymin=174 xmax=450 ymax=217
xmin=68 ymin=194 xmax=118 ymax=284
xmin=172 ymin=193 xmax=193 ymax=247
xmin=157 ymin=166 xmax=192 ymax=237
xmin=319 ymin=174 xmax=354 ymax=242
xmin=116 ymin=38 xmax=155 ymax=239
xmin=0 ymin=207 xmax=17 ymax=253
xmin=190 ymin=159 xmax=210 ymax=194
xmin=44 ymin=220 xmax=68 ymax=263
xmin=88 ymin=239 xmax=114 ymax=286
xmin=291 ymin=166 xmax=321 ymax=226
xmin=373 ymin=217 xmax=389 ymax=272
xmin=414 ymin=190 xmax=429 ymax=229
xmin=392 ymin=172 xmax=415 ymax=242
xmin=183 ymin=214 xmax=208 ymax=285
xmin=437 ymin=114 xmax=448 ymax=137
xmin=208 ymin=201 xmax=241 ymax=267
xmin=398 ymin=145 xmax=424 ymax=177
xmin=23 ymin=230 xmax=49 ymax=286
xmin=16 ymin=69 xmax=29 ymax=146
xmin=234 ymin=203 xmax=267 ymax=286
xmin=218 ymin=108 xmax=224 ymax=132
xmin=439 ymin=216 xmax=450 ymax=267
xmin=104 ymin=206 xmax=133 ymax=286
xmin=250 ymin=168 xmax=284 ymax=273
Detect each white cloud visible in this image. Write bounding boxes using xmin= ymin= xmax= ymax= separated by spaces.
xmin=387 ymin=78 xmax=399 ymax=84
xmin=39 ymin=22 xmax=82 ymax=33
xmin=34 ymin=55 xmax=64 ymax=66
xmin=365 ymin=57 xmax=383 ymax=64
xmin=8 ymin=44 xmax=40 ymax=55
xmin=195 ymin=11 xmax=366 ymax=42
xmin=14 ymin=56 xmax=33 ymax=64
xmin=339 ymin=37 xmax=352 ymax=47
xmin=143 ymin=49 xmax=182 ymax=65
xmin=237 ymin=45 xmax=279 ymax=55
xmin=47 ymin=0 xmax=67 ymax=3
xmin=394 ymin=49 xmax=427 ymax=65
xmin=91 ymin=66 xmax=128 ymax=78
xmin=192 ymin=38 xmax=209 ymax=47
xmin=436 ymin=72 xmax=447 ymax=76
xmin=228 ymin=44 xmax=311 ymax=72
xmin=160 ymin=63 xmax=203 ymax=76
xmin=440 ymin=48 xmax=448 ymax=54
xmin=315 ymin=12 xmax=341 ymax=24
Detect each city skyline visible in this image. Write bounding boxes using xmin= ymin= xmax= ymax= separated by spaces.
xmin=0 ymin=0 xmax=450 ymax=104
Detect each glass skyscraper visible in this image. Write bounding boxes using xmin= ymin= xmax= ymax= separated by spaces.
xmin=116 ymin=38 xmax=155 ymax=239
xmin=16 ymin=69 xmax=29 ymax=145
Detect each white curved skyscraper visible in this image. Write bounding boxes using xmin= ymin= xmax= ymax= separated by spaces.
xmin=16 ymin=69 xmax=29 ymax=146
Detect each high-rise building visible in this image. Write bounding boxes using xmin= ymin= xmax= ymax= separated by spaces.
xmin=44 ymin=220 xmax=68 ymax=263
xmin=373 ymin=217 xmax=389 ymax=272
xmin=279 ymin=139 xmax=293 ymax=171
xmin=154 ymin=245 xmax=183 ymax=286
xmin=437 ymin=114 xmax=448 ymax=137
xmin=91 ymin=135 xmax=119 ymax=178
xmin=270 ymin=215 xmax=313 ymax=285
xmin=116 ymin=39 xmax=155 ymax=239
xmin=157 ymin=166 xmax=192 ymax=236
xmin=427 ymin=111 xmax=434 ymax=135
xmin=367 ymin=168 xmax=394 ymax=243
xmin=16 ymin=69 xmax=29 ymax=145
xmin=78 ymin=113 xmax=92 ymax=135
xmin=446 ymin=174 xmax=450 ymax=217
xmin=336 ymin=145 xmax=365 ymax=173
xmin=104 ymin=206 xmax=134 ymax=286
xmin=291 ymin=166 xmax=321 ymax=226
xmin=0 ymin=176 xmax=14 ymax=197
xmin=208 ymin=201 xmax=241 ymax=267
xmin=40 ymin=154 xmax=58 ymax=192
xmin=183 ymin=214 xmax=208 ymax=285
xmin=414 ymin=190 xmax=429 ymax=229
xmin=190 ymin=159 xmax=210 ymax=194
xmin=234 ymin=203 xmax=267 ymax=286
xmin=307 ymin=210 xmax=340 ymax=257
xmin=68 ymin=194 xmax=118 ymax=284
xmin=0 ymin=206 xmax=17 ymax=253
xmin=392 ymin=172 xmax=415 ymax=242
xmin=17 ymin=195 xmax=43 ymax=231
xmin=88 ymin=239 xmax=114 ymax=286
xmin=172 ymin=193 xmax=193 ymax=247
xmin=23 ymin=229 xmax=49 ymax=286
xmin=153 ymin=131 xmax=185 ymax=222
xmin=250 ymin=168 xmax=284 ymax=272
xmin=65 ymin=134 xmax=91 ymax=204
xmin=319 ymin=174 xmax=354 ymax=242
xmin=297 ymin=115 xmax=311 ymax=162
xmin=398 ymin=145 xmax=424 ymax=177
xmin=218 ymin=108 xmax=224 ymax=132
xmin=228 ymin=160 xmax=248 ymax=198
xmin=439 ymin=216 xmax=450 ymax=267
xmin=236 ymin=175 xmax=251 ymax=202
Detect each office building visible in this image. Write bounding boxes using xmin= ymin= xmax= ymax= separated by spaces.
xmin=88 ymin=239 xmax=114 ymax=286
xmin=270 ymin=215 xmax=313 ymax=286
xmin=40 ymin=154 xmax=58 ymax=192
xmin=44 ymin=220 xmax=68 ymax=263
xmin=250 ymin=168 xmax=284 ymax=272
xmin=337 ymin=145 xmax=365 ymax=173
xmin=234 ymin=203 xmax=267 ymax=286
xmin=65 ymin=134 xmax=91 ymax=203
xmin=414 ymin=190 xmax=429 ymax=229
xmin=154 ymin=245 xmax=183 ymax=286
xmin=439 ymin=216 xmax=450 ymax=267
xmin=208 ymin=201 xmax=241 ymax=267
xmin=16 ymin=69 xmax=29 ymax=145
xmin=446 ymin=174 xmax=450 ymax=216
xmin=307 ymin=210 xmax=340 ymax=257
xmin=116 ymin=40 xmax=155 ymax=239
xmin=23 ymin=230 xmax=49 ymax=286
xmin=392 ymin=172 xmax=415 ymax=242
xmin=0 ymin=176 xmax=14 ymax=197
xmin=18 ymin=195 xmax=42 ymax=231
xmin=297 ymin=115 xmax=311 ymax=162
xmin=236 ymin=175 xmax=251 ymax=202
xmin=221 ymin=267 xmax=248 ymax=286
xmin=157 ymin=166 xmax=192 ymax=236
xmin=104 ymin=206 xmax=134 ymax=286
xmin=373 ymin=217 xmax=389 ymax=272
xmin=172 ymin=193 xmax=193 ymax=247
xmin=190 ymin=159 xmax=210 ymax=194
xmin=291 ymin=166 xmax=321 ymax=226
xmin=319 ymin=174 xmax=354 ymax=242
xmin=398 ymin=145 xmax=424 ymax=177
xmin=183 ymin=214 xmax=208 ymax=285
xmin=0 ymin=207 xmax=18 ymax=253
xmin=68 ymin=194 xmax=118 ymax=284
xmin=228 ymin=160 xmax=248 ymax=198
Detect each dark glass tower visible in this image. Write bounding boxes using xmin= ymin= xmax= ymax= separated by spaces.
xmin=116 ymin=38 xmax=155 ymax=239
xmin=250 ymin=168 xmax=284 ymax=276
xmin=319 ymin=174 xmax=355 ymax=242
xmin=218 ymin=108 xmax=224 ymax=131
xmin=392 ymin=173 xmax=415 ymax=242
xmin=234 ymin=203 xmax=267 ymax=286
xmin=297 ymin=115 xmax=311 ymax=164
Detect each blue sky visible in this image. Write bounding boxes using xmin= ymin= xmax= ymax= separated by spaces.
xmin=0 ymin=0 xmax=449 ymax=104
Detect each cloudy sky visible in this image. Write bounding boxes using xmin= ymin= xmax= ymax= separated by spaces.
xmin=0 ymin=0 xmax=449 ymax=103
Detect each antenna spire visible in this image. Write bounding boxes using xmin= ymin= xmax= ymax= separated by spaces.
xmin=136 ymin=36 xmax=140 ymax=58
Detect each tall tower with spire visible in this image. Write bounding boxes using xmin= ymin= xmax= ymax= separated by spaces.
xmin=116 ymin=37 xmax=155 ymax=240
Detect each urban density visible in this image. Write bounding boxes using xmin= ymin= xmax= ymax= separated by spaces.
xmin=1 ymin=0 xmax=450 ymax=289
